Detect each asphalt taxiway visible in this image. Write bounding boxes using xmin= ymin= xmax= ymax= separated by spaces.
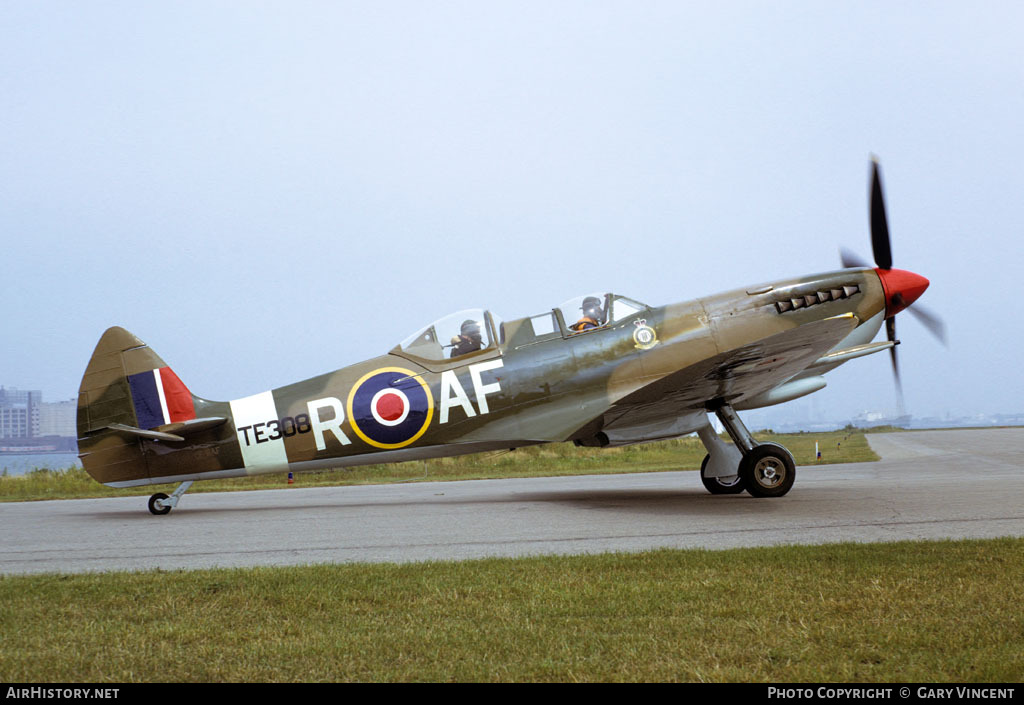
xmin=1 ymin=428 xmax=1021 ymax=575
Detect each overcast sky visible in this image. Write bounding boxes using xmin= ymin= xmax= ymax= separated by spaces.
xmin=3 ymin=2 xmax=1022 ymax=424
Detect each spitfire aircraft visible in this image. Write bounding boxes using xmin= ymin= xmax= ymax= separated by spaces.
xmin=77 ymin=159 xmax=943 ymax=514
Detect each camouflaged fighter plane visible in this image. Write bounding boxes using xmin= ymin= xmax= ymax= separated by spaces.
xmin=77 ymin=159 xmax=944 ymax=514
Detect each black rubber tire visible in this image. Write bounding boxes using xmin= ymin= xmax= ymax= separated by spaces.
xmin=699 ymin=454 xmax=745 ymax=495
xmin=739 ymin=443 xmax=796 ymax=498
xmin=148 ymin=492 xmax=172 ymax=515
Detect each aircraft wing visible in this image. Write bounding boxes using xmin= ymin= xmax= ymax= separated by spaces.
xmin=597 ymin=313 xmax=860 ymax=433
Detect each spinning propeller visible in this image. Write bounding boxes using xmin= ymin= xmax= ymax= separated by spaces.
xmin=840 ymin=157 xmax=947 ymax=412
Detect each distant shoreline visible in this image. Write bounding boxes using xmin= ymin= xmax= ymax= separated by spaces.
xmin=0 ymin=450 xmax=78 ymax=456
xmin=0 ymin=436 xmax=78 ymax=455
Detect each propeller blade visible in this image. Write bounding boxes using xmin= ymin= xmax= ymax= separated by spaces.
xmin=906 ymin=303 xmax=948 ymax=346
xmin=892 ymin=290 xmax=947 ymax=346
xmin=885 ymin=317 xmax=905 ymax=415
xmin=870 ymin=158 xmax=893 ymax=270
xmin=840 ymin=247 xmax=870 ymax=269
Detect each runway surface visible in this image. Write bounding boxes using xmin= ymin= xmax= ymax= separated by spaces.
xmin=2 ymin=428 xmax=1022 ymax=575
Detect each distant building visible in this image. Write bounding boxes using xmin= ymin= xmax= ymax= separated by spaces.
xmin=0 ymin=387 xmax=78 ymax=439
xmin=0 ymin=387 xmax=41 ymax=438
xmin=850 ymin=410 xmax=911 ymax=429
xmin=38 ymin=399 xmax=77 ymax=437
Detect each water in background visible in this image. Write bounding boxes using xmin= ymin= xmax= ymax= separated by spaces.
xmin=0 ymin=453 xmax=81 ymax=476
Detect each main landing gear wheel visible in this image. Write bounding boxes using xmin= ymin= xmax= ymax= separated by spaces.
xmin=699 ymin=454 xmax=745 ymax=495
xmin=148 ymin=492 xmax=171 ymax=515
xmin=739 ymin=443 xmax=796 ymax=498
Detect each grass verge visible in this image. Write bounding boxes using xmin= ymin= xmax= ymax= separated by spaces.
xmin=0 ymin=431 xmax=876 ymax=502
xmin=0 ymin=538 xmax=1020 ymax=682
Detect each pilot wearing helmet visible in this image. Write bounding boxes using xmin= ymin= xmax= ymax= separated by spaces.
xmin=570 ymin=296 xmax=605 ymax=333
xmin=450 ymin=319 xmax=484 ymax=357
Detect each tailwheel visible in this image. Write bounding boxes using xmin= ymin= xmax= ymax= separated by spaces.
xmin=146 ymin=480 xmax=193 ymax=515
xmin=739 ymin=443 xmax=796 ymax=498
xmin=148 ymin=492 xmax=172 ymax=515
xmin=699 ymin=454 xmax=744 ymax=495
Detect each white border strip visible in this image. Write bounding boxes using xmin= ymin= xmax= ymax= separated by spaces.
xmin=229 ymin=390 xmax=289 ymax=474
xmin=153 ymin=368 xmax=171 ymax=425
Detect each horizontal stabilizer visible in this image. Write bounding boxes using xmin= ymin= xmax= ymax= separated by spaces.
xmin=154 ymin=416 xmax=228 ymax=436
xmin=99 ymin=417 xmax=228 ymax=443
xmin=105 ymin=423 xmax=185 ymax=442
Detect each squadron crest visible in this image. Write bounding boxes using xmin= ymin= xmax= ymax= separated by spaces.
xmin=633 ymin=319 xmax=658 ymax=350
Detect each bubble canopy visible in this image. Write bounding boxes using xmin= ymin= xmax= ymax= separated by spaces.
xmin=396 ymin=294 xmax=648 ymax=361
xmin=398 ymin=309 xmax=503 ymax=361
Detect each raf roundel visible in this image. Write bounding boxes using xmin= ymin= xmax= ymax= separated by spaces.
xmin=347 ymin=367 xmax=434 ymax=449
xmin=370 ymin=388 xmax=410 ymax=426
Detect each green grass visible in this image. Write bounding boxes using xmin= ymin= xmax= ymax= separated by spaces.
xmin=1 ymin=538 xmax=1020 ymax=682
xmin=0 ymin=431 xmax=877 ymax=502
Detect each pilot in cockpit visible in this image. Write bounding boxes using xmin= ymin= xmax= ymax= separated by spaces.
xmin=570 ymin=296 xmax=605 ymax=333
xmin=450 ymin=319 xmax=484 ymax=357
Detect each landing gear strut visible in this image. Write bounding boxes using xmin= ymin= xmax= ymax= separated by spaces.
xmin=148 ymin=481 xmax=193 ymax=515
xmin=698 ymin=404 xmax=796 ymax=498
xmin=696 ymin=424 xmax=744 ymax=494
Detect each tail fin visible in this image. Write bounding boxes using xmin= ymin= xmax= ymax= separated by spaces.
xmin=77 ymin=327 xmax=204 ymax=485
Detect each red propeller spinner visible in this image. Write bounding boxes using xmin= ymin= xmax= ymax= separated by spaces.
xmin=875 ymin=268 xmax=930 ymax=318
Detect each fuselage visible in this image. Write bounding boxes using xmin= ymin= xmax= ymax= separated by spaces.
xmin=82 ymin=267 xmax=890 ymax=487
